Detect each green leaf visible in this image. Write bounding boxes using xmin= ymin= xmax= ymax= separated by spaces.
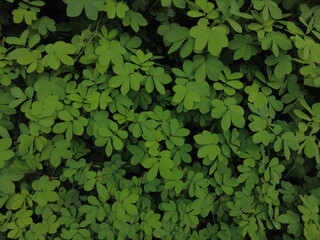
xmin=194 ymin=131 xmax=221 ymax=161
xmin=189 ymin=20 xmax=210 ymax=51
xmin=11 ymin=87 xmax=26 ymax=99
xmin=229 ymin=34 xmax=257 ymax=60
xmin=253 ymin=0 xmax=282 ymax=21
xmin=66 ymin=0 xmax=104 ymax=20
xmin=277 ymin=210 xmax=301 ymax=237
xmin=304 ymin=136 xmax=319 ymax=159
xmin=221 ymin=112 xmax=231 ymax=131
xmin=95 ymin=38 xmax=126 ymax=73
xmin=12 ymin=8 xmax=37 ymax=25
xmin=208 ymin=30 xmax=227 ymax=49
xmin=158 ymin=158 xmax=174 ymax=179
xmin=122 ymin=10 xmax=148 ymax=32
xmin=190 ymin=20 xmax=229 ymax=56
xmin=43 ymin=41 xmax=76 ymax=70
xmin=227 ymin=18 xmax=242 ymax=33
xmin=96 ymin=182 xmax=109 ymax=200
xmin=262 ymin=32 xmax=292 ymax=57
xmin=147 ymin=164 xmax=158 ymax=182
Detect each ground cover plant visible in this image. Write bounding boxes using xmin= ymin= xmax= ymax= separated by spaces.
xmin=0 ymin=0 xmax=320 ymax=239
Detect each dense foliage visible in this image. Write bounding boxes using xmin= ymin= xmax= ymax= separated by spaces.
xmin=1 ymin=0 xmax=320 ymax=239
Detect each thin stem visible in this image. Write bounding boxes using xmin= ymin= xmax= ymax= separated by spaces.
xmin=148 ymin=0 xmax=160 ymax=11
xmin=186 ymin=0 xmax=199 ymax=9
xmin=51 ymin=166 xmax=58 ymax=177
xmin=284 ymin=159 xmax=297 ymax=178
xmin=246 ymin=2 xmax=253 ymax=13
xmin=52 ymin=14 xmax=102 ymax=77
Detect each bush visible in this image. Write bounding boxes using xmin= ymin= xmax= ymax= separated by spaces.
xmin=1 ymin=0 xmax=320 ymax=239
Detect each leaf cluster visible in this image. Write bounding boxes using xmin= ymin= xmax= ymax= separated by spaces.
xmin=1 ymin=0 xmax=320 ymax=239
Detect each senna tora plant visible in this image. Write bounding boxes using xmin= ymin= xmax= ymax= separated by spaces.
xmin=0 ymin=0 xmax=320 ymax=239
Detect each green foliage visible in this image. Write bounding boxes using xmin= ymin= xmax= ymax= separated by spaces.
xmin=66 ymin=0 xmax=104 ymax=20
xmin=1 ymin=0 xmax=320 ymax=239
xmin=32 ymin=176 xmax=60 ymax=206
xmin=211 ymin=97 xmax=245 ymax=130
xmin=189 ymin=19 xmax=229 ymax=56
xmin=0 ymin=126 xmax=14 ymax=168
xmin=43 ymin=41 xmax=77 ymax=70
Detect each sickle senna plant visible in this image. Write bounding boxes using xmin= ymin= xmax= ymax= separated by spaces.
xmin=0 ymin=0 xmax=320 ymax=239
